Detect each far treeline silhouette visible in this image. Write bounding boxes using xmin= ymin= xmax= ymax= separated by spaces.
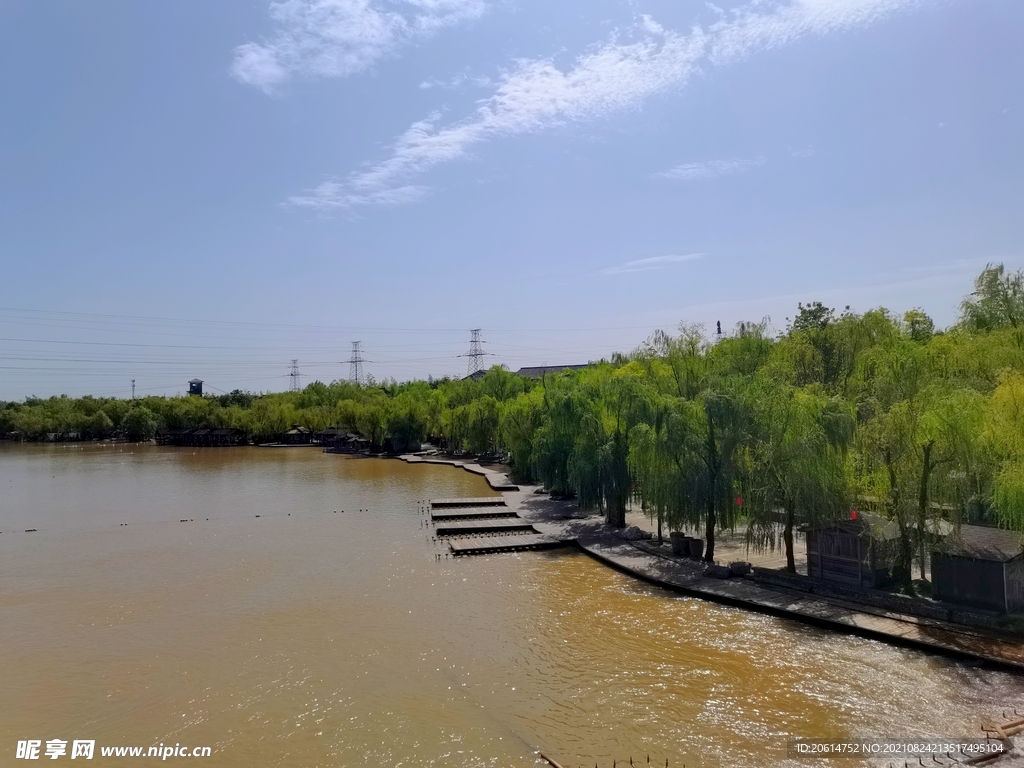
xmin=7 ymin=264 xmax=1024 ymax=590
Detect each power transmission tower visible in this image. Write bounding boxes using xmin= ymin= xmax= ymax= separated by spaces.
xmin=289 ymin=359 xmax=301 ymax=392
xmin=465 ymin=329 xmax=486 ymax=377
xmin=348 ymin=342 xmax=364 ymax=385
xmin=131 ymin=379 xmax=135 ymax=400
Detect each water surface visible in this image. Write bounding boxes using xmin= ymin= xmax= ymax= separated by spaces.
xmin=1 ymin=444 xmax=1021 ymax=766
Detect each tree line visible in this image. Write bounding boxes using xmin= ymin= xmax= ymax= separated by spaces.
xmin=6 ymin=265 xmax=1024 ymax=589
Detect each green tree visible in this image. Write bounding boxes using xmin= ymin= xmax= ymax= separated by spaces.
xmin=123 ymin=406 xmax=158 ymax=441
xmin=959 ymin=263 xmax=1024 ymax=332
xmin=743 ymin=383 xmax=852 ymax=572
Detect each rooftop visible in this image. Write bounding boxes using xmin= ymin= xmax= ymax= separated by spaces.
xmin=515 ymin=364 xmax=589 ymax=379
xmin=940 ymin=525 xmax=1024 ymax=562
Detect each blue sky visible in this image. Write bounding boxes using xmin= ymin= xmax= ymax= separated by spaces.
xmin=1 ymin=0 xmax=1022 ymax=398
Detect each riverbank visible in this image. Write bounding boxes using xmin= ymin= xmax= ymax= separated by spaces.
xmin=399 ymin=453 xmax=520 ymax=491
xmin=401 ymin=454 xmax=1024 ymax=674
xmin=6 ymin=443 xmax=1023 ymax=766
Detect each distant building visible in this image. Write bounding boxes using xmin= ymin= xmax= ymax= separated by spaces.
xmin=313 ymin=427 xmax=345 ymax=444
xmin=803 ymin=513 xmax=898 ymax=589
xmin=322 ymin=432 xmax=370 ymax=454
xmin=188 ymin=379 xmax=204 ymax=396
xmin=280 ymin=425 xmax=313 ymax=445
xmin=932 ymin=526 xmax=1024 ymax=614
xmin=515 ymin=364 xmax=589 ymax=379
xmin=155 ymin=428 xmax=247 ymax=447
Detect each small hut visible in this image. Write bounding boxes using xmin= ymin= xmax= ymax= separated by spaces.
xmin=280 ymin=425 xmax=312 ymax=445
xmin=803 ymin=513 xmax=898 ymax=589
xmin=323 ymin=433 xmax=370 ymax=454
xmin=188 ymin=379 xmax=204 ymax=396
xmin=314 ymin=427 xmax=344 ymax=445
xmin=931 ymin=526 xmax=1024 ymax=614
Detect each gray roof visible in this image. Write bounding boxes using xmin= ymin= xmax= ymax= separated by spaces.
xmin=515 ymin=364 xmax=589 ymax=379
xmin=940 ymin=525 xmax=1024 ymax=562
xmin=801 ymin=512 xmax=900 ymax=540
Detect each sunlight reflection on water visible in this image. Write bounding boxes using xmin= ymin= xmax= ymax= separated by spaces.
xmin=1 ymin=443 xmax=1022 ymax=767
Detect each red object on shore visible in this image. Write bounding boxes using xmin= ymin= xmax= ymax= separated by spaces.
xmin=735 ymin=496 xmax=743 ymax=506
xmin=850 ymin=509 xmax=858 ymax=520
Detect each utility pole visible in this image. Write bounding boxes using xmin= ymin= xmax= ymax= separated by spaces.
xmin=289 ymin=359 xmax=301 ymax=392
xmin=131 ymin=379 xmax=135 ymax=400
xmin=465 ymin=329 xmax=486 ymax=377
xmin=348 ymin=342 xmax=364 ymax=385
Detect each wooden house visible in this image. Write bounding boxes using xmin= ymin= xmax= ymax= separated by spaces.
xmin=280 ymin=425 xmax=312 ymax=445
xmin=803 ymin=513 xmax=898 ymax=589
xmin=323 ymin=433 xmax=370 ymax=454
xmin=932 ymin=526 xmax=1024 ymax=614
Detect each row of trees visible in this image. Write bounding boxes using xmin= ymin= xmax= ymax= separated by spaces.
xmin=6 ymin=265 xmax=1024 ymax=590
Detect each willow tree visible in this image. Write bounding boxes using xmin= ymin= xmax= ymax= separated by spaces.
xmin=743 ymin=382 xmax=852 ymax=572
xmin=634 ymin=325 xmax=754 ymax=558
xmin=499 ymin=388 xmax=545 ymax=482
xmin=959 ymin=263 xmax=1024 ymax=332
xmin=898 ymin=386 xmax=992 ymax=577
xmin=628 ymin=399 xmax=703 ymax=543
xmin=985 ymin=372 xmax=1024 ymax=530
xmin=565 ymin=370 xmax=650 ymax=527
xmin=631 ymin=375 xmax=753 ymax=561
xmin=691 ymin=382 xmax=753 ymax=561
xmin=532 ymin=376 xmax=582 ymax=497
xmin=629 ymin=417 xmax=674 ymax=544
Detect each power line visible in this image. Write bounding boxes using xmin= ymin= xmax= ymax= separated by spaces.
xmin=0 ymin=306 xmax=671 ymax=333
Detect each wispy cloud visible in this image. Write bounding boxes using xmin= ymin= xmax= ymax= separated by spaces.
xmin=657 ymin=156 xmax=765 ymax=181
xmin=232 ymin=0 xmax=487 ymax=93
xmin=419 ymin=72 xmax=492 ymax=90
xmin=600 ymin=253 xmax=706 ymax=276
xmin=290 ymin=0 xmax=930 ymax=209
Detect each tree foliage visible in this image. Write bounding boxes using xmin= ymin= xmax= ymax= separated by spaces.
xmin=8 ymin=266 xmax=1024 ymax=580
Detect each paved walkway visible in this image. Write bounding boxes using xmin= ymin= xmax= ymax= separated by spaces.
xmin=399 ymin=456 xmax=1024 ymax=673
xmin=400 ymin=454 xmax=519 ymax=490
xmin=501 ymin=485 xmax=1024 ymax=673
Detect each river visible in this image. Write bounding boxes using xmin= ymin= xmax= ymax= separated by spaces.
xmin=1 ymin=444 xmax=1022 ymax=766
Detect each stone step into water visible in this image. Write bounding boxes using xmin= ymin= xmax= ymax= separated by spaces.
xmin=434 ymin=519 xmax=536 ymax=536
xmin=430 ymin=497 xmax=507 ymax=508
xmin=449 ymin=533 xmax=571 ymax=556
xmin=429 ymin=507 xmax=519 ymax=521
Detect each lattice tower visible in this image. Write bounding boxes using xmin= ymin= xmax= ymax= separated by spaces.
xmin=349 ymin=342 xmax=365 ymax=385
xmin=466 ymin=329 xmax=486 ymax=376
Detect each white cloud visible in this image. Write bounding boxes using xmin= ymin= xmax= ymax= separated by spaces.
xmin=657 ymin=156 xmax=765 ymax=181
xmin=290 ymin=0 xmax=930 ymax=209
xmin=600 ymin=253 xmax=706 ymax=276
xmin=232 ymin=0 xmax=487 ymax=93
xmin=419 ymin=72 xmax=492 ymax=90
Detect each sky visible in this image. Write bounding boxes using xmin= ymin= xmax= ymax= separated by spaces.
xmin=1 ymin=0 xmax=1022 ymax=399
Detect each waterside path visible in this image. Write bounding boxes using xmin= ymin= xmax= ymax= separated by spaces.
xmin=399 ymin=454 xmax=1024 ymax=674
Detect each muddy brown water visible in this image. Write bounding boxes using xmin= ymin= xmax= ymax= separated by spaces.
xmin=1 ymin=444 xmax=1022 ymax=767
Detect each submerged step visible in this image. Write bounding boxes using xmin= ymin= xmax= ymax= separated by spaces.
xmin=430 ymin=497 xmax=507 ymax=508
xmin=429 ymin=507 xmax=519 ymax=521
xmin=434 ymin=519 xmax=535 ymax=536
xmin=449 ymin=533 xmax=571 ymax=556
